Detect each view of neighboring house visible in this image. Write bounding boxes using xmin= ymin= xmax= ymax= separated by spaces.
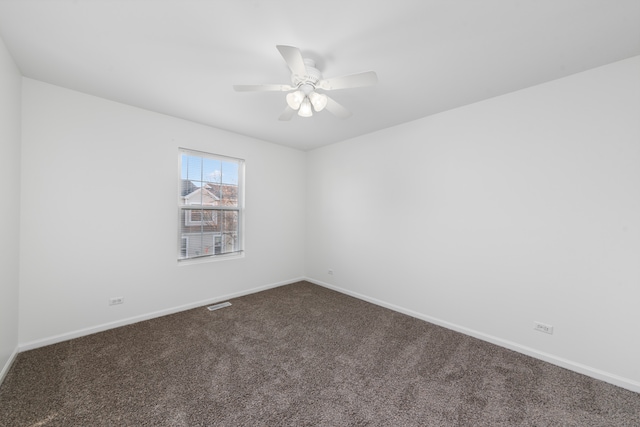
xmin=179 ymin=180 xmax=240 ymax=259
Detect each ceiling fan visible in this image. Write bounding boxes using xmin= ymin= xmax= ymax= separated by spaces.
xmin=233 ymin=45 xmax=378 ymax=120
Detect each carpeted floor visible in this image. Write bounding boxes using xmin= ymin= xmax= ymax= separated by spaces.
xmin=1 ymin=281 xmax=639 ymax=426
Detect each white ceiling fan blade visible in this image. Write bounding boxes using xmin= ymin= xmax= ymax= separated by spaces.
xmin=278 ymin=106 xmax=296 ymax=121
xmin=316 ymin=71 xmax=378 ymax=90
xmin=233 ymin=84 xmax=294 ymax=92
xmin=325 ymin=96 xmax=352 ymax=119
xmin=276 ymin=45 xmax=307 ymax=77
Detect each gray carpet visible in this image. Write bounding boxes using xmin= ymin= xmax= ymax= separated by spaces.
xmin=1 ymin=281 xmax=639 ymax=426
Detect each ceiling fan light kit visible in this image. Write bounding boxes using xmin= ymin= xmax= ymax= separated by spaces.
xmin=298 ymin=98 xmax=313 ymax=117
xmin=308 ymin=91 xmax=328 ymax=112
xmin=286 ymin=90 xmax=305 ymax=110
xmin=234 ymin=45 xmax=378 ymax=120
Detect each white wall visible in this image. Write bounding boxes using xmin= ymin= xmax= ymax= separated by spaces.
xmin=19 ymin=79 xmax=306 ymax=347
xmin=0 ymin=36 xmax=22 ymax=381
xmin=306 ymin=56 xmax=640 ymax=392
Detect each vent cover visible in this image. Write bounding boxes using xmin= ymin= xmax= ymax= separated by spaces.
xmin=207 ymin=302 xmax=232 ymax=311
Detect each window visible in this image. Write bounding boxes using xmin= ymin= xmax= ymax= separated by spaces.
xmin=181 ymin=237 xmax=188 ymax=258
xmin=179 ymin=149 xmax=243 ymax=260
xmin=185 ymin=209 xmax=218 ymax=226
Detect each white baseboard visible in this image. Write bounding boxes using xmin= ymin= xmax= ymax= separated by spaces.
xmin=19 ymin=277 xmax=305 ymax=352
xmin=0 ymin=346 xmax=19 ymax=387
xmin=305 ymin=277 xmax=640 ymax=394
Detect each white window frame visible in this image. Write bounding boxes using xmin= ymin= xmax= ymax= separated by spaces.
xmin=178 ymin=148 xmax=244 ymax=261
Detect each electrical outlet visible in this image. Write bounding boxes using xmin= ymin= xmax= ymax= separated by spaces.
xmin=533 ymin=321 xmax=553 ymax=334
xmin=109 ymin=297 xmax=124 ymax=306
xmin=328 ymin=269 xmax=334 ymax=275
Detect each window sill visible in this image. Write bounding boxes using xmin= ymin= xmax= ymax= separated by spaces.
xmin=178 ymin=251 xmax=244 ymax=266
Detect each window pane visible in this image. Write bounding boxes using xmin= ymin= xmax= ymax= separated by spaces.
xmin=180 ymin=182 xmax=204 ymax=206
xmin=203 ymin=210 xmax=219 ymax=228
xmin=182 ymin=155 xmax=202 ymax=181
xmin=221 ymin=161 xmax=239 ymax=185
xmin=179 ymin=208 xmax=240 ymax=259
xmin=219 ymin=184 xmax=238 ymax=207
xmin=182 ymin=232 xmax=215 ymax=257
xmin=181 ymin=237 xmax=188 ymax=258
xmin=180 ymin=180 xmax=198 ymax=205
xmin=205 ymin=183 xmax=221 ymax=204
xmin=221 ymin=210 xmax=239 ymax=253
xmin=203 ymin=158 xmax=222 ymax=183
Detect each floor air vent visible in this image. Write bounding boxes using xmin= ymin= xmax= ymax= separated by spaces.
xmin=207 ymin=302 xmax=232 ymax=311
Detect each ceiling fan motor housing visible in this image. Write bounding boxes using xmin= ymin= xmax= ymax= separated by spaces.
xmin=292 ymin=58 xmax=322 ymax=89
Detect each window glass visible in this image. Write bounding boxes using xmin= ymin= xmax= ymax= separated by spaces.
xmin=179 ymin=149 xmax=243 ymax=260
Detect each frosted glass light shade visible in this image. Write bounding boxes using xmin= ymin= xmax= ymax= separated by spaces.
xmin=309 ymin=92 xmax=328 ymax=112
xmin=286 ymin=90 xmax=305 ymax=110
xmin=298 ymin=97 xmax=313 ymax=117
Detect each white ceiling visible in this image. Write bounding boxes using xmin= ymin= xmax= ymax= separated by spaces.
xmin=0 ymin=1 xmax=638 ymax=151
